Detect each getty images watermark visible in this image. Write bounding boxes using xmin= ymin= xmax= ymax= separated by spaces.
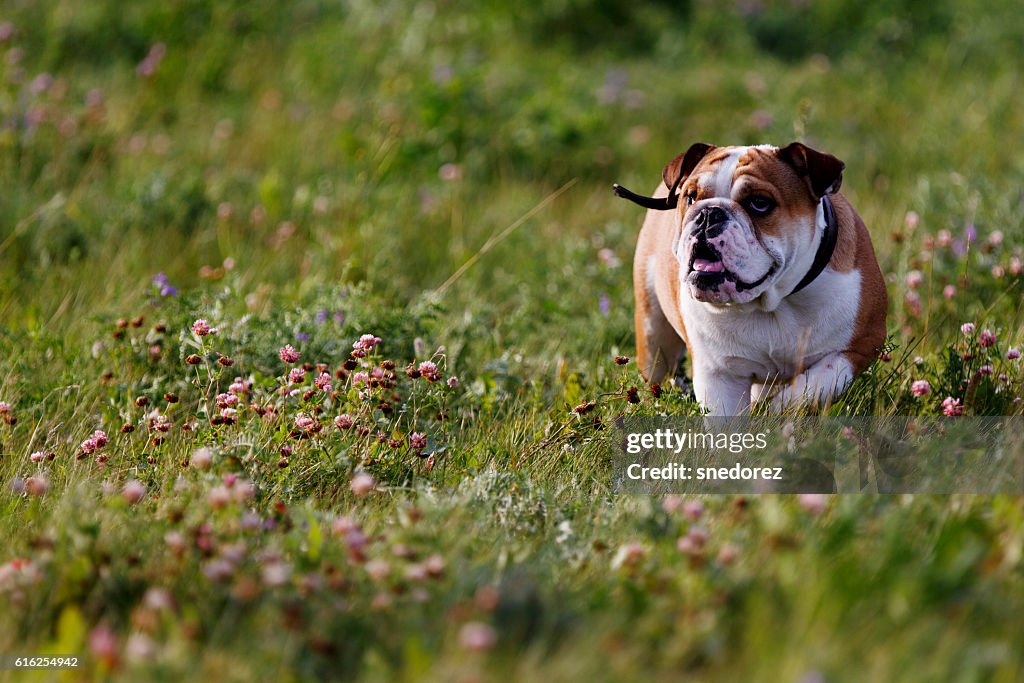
xmin=611 ymin=417 xmax=1024 ymax=494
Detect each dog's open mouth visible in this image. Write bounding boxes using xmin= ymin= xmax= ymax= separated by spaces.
xmin=688 ymin=240 xmax=728 ymax=289
xmin=687 ymin=240 xmax=775 ymax=293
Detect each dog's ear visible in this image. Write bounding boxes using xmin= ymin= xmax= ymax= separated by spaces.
xmin=663 ymin=142 xmax=715 ymax=191
xmin=778 ymin=142 xmax=845 ymax=199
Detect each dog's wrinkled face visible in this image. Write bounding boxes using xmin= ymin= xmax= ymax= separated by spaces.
xmin=667 ymin=143 xmax=843 ymax=306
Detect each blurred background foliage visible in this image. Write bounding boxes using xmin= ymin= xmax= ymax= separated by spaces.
xmin=0 ymin=0 xmax=1023 ymax=374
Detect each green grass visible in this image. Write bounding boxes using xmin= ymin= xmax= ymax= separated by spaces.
xmin=1 ymin=1 xmax=1023 ymax=680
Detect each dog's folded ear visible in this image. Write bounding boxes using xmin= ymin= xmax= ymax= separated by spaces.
xmin=663 ymin=142 xmax=715 ymax=191
xmin=777 ymin=142 xmax=845 ymax=199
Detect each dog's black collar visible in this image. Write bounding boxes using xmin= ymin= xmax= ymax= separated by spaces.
xmin=612 ymin=183 xmax=839 ymax=297
xmin=789 ymin=195 xmax=838 ymax=295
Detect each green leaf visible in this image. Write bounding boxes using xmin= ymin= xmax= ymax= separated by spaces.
xmin=54 ymin=605 xmax=87 ymax=656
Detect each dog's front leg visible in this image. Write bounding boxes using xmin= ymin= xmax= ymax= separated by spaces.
xmin=692 ymin=366 xmax=752 ymax=417
xmin=771 ymin=352 xmax=854 ymax=411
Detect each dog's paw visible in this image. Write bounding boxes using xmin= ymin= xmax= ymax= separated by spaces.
xmin=771 ymin=374 xmax=812 ymax=412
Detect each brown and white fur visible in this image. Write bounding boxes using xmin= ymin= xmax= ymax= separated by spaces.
xmin=632 ymin=142 xmax=887 ymax=416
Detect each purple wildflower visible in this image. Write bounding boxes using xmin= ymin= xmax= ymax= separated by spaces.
xmin=279 ymin=345 xmax=300 ymax=363
xmin=942 ymin=397 xmax=963 ymax=417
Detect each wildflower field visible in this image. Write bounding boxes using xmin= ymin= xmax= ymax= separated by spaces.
xmin=1 ymin=1 xmax=1023 ymax=680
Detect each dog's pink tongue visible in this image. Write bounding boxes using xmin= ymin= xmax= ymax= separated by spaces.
xmin=693 ymin=258 xmax=724 ymax=273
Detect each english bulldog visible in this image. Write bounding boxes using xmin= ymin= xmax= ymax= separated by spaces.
xmin=614 ymin=142 xmax=887 ymax=416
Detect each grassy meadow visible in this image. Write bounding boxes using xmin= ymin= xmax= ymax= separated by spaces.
xmin=1 ymin=0 xmax=1023 ymax=680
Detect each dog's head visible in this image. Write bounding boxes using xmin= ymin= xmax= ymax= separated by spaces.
xmin=656 ymin=142 xmax=844 ymax=307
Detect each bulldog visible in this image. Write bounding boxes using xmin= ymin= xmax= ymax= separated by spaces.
xmin=614 ymin=142 xmax=887 ymax=416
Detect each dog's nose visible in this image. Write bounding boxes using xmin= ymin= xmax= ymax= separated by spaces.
xmin=694 ymin=206 xmax=727 ymax=229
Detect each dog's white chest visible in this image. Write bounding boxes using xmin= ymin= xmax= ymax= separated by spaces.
xmin=681 ymin=269 xmax=861 ymax=381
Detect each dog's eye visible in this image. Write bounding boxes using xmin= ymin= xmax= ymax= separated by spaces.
xmin=746 ymin=196 xmax=775 ymax=215
xmin=685 ymin=191 xmax=697 ymax=206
